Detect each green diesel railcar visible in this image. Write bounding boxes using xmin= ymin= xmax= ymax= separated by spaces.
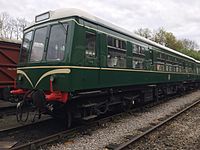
xmin=12 ymin=8 xmax=200 ymax=127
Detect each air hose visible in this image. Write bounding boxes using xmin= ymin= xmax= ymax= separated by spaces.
xmin=16 ymin=90 xmax=34 ymax=123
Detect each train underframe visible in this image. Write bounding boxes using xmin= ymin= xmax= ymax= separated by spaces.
xmin=11 ymin=81 xmax=200 ymax=128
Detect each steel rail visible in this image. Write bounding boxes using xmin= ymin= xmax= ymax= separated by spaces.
xmin=7 ymin=90 xmax=197 ymax=150
xmin=10 ymin=126 xmax=80 ymax=150
xmin=10 ymin=112 xmax=126 ymax=150
xmin=114 ymin=98 xmax=200 ymax=150
xmin=0 ymin=117 xmax=52 ymax=137
xmin=0 ymin=105 xmax=16 ymax=116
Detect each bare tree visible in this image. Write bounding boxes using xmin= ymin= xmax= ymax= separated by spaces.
xmin=0 ymin=12 xmax=29 ymax=40
xmin=0 ymin=12 xmax=10 ymax=38
xmin=8 ymin=17 xmax=16 ymax=39
xmin=15 ymin=18 xmax=29 ymax=40
xmin=134 ymin=28 xmax=152 ymax=39
xmin=152 ymin=27 xmax=166 ymax=45
xmin=0 ymin=19 xmax=2 ymax=39
xmin=181 ymin=39 xmax=199 ymax=50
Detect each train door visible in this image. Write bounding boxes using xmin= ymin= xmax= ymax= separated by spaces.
xmin=83 ymin=25 xmax=100 ymax=89
xmin=84 ymin=30 xmax=99 ymax=67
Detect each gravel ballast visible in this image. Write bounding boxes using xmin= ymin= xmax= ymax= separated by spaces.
xmin=47 ymin=90 xmax=200 ymax=150
xmin=130 ymin=101 xmax=200 ymax=149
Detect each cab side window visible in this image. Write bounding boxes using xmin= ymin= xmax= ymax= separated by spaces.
xmin=47 ymin=23 xmax=67 ymax=61
xmin=85 ymin=32 xmax=96 ymax=58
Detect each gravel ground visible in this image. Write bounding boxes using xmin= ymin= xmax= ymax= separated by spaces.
xmin=0 ymin=111 xmax=50 ymax=130
xmin=47 ymin=90 xmax=200 ymax=150
xmin=0 ymin=118 xmax=66 ymax=148
xmin=130 ymin=101 xmax=200 ymax=150
xmin=0 ymin=100 xmax=31 ymax=129
xmin=0 ymin=115 xmax=19 ymax=129
xmin=0 ymin=100 xmax=16 ymax=108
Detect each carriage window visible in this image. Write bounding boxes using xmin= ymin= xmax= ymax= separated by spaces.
xmin=155 ymin=61 xmax=165 ymax=71
xmin=30 ymin=27 xmax=47 ymax=62
xmin=161 ymin=53 xmax=165 ymax=60
xmin=107 ymin=49 xmax=126 ymax=68
xmin=20 ymin=31 xmax=33 ymax=63
xmin=47 ymin=23 xmax=67 ymax=61
xmin=132 ymin=44 xmax=138 ymax=53
xmin=107 ymin=36 xmax=126 ymax=68
xmin=107 ymin=36 xmax=126 ymax=50
xmin=166 ymin=64 xmax=172 ymax=72
xmin=156 ymin=64 xmax=165 ymax=71
xmin=85 ymin=32 xmax=96 ymax=58
xmin=132 ymin=44 xmax=145 ymax=55
xmin=175 ymin=65 xmax=179 ymax=72
xmin=132 ymin=58 xmax=144 ymax=69
xmin=108 ymin=36 xmax=112 ymax=46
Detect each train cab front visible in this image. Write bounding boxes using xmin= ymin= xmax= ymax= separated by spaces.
xmin=10 ymin=10 xmax=73 ymax=126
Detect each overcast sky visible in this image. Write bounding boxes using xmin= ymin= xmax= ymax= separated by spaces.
xmin=1 ymin=0 xmax=200 ymax=46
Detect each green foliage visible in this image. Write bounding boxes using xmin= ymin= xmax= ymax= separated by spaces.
xmin=135 ymin=28 xmax=200 ymax=60
xmin=153 ymin=27 xmax=166 ymax=45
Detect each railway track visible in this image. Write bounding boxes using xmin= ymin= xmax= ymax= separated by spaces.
xmin=0 ymin=100 xmax=17 ymax=117
xmin=0 ymin=90 xmax=196 ymax=150
xmin=113 ymin=98 xmax=200 ymax=150
xmin=0 ymin=98 xmax=147 ymax=150
xmin=7 ymin=111 xmax=131 ymax=150
xmin=0 ymin=116 xmax=52 ymax=135
xmin=0 ymin=117 xmax=53 ymax=149
xmin=6 ymin=97 xmax=189 ymax=149
xmin=0 ymin=105 xmax=16 ymax=117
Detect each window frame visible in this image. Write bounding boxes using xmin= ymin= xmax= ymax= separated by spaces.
xmin=132 ymin=43 xmax=145 ymax=57
xmin=107 ymin=35 xmax=127 ymax=68
xmin=19 ymin=30 xmax=33 ymax=64
xmin=29 ymin=26 xmax=48 ymax=63
xmin=132 ymin=57 xmax=145 ymax=69
xmin=45 ymin=23 xmax=68 ymax=62
xmin=85 ymin=31 xmax=97 ymax=59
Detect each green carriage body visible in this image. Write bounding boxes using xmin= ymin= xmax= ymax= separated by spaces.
xmin=13 ymin=9 xmax=200 ymax=125
xmin=17 ymin=9 xmax=200 ymax=95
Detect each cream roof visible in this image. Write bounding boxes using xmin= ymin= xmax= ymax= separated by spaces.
xmin=27 ymin=8 xmax=198 ymax=63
